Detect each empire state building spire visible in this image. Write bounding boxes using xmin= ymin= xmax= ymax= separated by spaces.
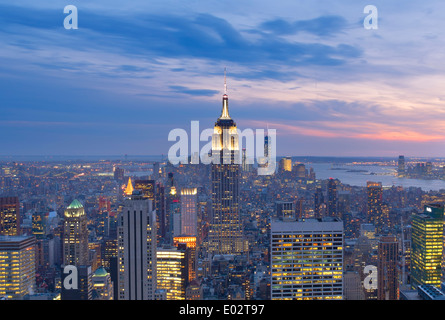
xmin=220 ymin=67 xmax=231 ymax=120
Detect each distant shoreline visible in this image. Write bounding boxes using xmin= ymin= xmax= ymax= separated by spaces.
xmin=0 ymin=155 xmax=444 ymax=163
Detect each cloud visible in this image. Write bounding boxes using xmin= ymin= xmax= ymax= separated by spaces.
xmin=0 ymin=2 xmax=444 ymax=156
xmin=169 ymin=85 xmax=219 ymax=97
xmin=0 ymin=4 xmax=362 ymax=83
xmin=260 ymin=15 xmax=349 ymax=37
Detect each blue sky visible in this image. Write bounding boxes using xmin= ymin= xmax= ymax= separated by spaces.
xmin=1 ymin=1 xmax=445 ymax=157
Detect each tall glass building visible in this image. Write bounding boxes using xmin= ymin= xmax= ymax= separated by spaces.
xmin=156 ymin=244 xmax=187 ymax=300
xmin=270 ymin=217 xmax=344 ymax=300
xmin=0 ymin=235 xmax=36 ymax=300
xmin=411 ymin=203 xmax=444 ymax=289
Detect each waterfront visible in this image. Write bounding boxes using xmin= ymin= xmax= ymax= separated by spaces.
xmin=307 ymin=162 xmax=445 ymax=191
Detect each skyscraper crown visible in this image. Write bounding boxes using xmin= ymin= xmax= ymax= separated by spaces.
xmin=219 ymin=68 xmax=231 ymax=120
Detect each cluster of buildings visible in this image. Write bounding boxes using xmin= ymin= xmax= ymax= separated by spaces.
xmin=1 ymin=88 xmax=445 ymax=301
xmin=397 ymin=155 xmax=445 ymax=180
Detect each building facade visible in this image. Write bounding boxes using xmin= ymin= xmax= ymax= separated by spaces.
xmin=63 ymin=199 xmax=89 ymax=266
xmin=271 ymin=217 xmax=344 ymax=300
xmin=0 ymin=235 xmax=35 ymax=300
xmin=411 ymin=204 xmax=444 ymax=289
xmin=0 ymin=196 xmax=20 ymax=236
xmin=117 ymin=191 xmax=157 ymax=300
xmin=208 ymin=76 xmax=244 ymax=255
xmin=180 ymin=187 xmax=198 ymax=236
xmin=377 ymin=236 xmax=399 ymax=300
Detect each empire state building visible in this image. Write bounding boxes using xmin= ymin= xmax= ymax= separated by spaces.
xmin=208 ymin=72 xmax=245 ymax=255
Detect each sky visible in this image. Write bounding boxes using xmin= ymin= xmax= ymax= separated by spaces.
xmin=1 ymin=0 xmax=445 ymax=158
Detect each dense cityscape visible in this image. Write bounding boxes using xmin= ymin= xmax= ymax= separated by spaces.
xmin=2 ymin=2 xmax=445 ymax=312
xmin=1 ymin=91 xmax=445 ymax=302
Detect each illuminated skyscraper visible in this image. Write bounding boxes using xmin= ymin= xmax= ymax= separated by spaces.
xmin=411 ymin=204 xmax=444 ymax=289
xmin=173 ymin=236 xmax=197 ymax=282
xmin=377 ymin=236 xmax=399 ymax=300
xmin=63 ymin=199 xmax=89 ymax=266
xmin=279 ymin=157 xmax=292 ymax=173
xmin=133 ymin=179 xmax=155 ymax=201
xmin=208 ymin=71 xmax=244 ymax=255
xmin=156 ymin=244 xmax=187 ymax=300
xmin=0 ymin=196 xmax=20 ymax=236
xmin=180 ymin=188 xmax=198 ymax=236
xmin=0 ymin=235 xmax=35 ymax=300
xmin=117 ymin=191 xmax=157 ymax=300
xmin=270 ymin=217 xmax=344 ymax=300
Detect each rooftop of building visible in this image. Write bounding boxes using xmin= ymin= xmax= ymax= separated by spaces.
xmin=418 ymin=285 xmax=445 ymax=300
xmin=67 ymin=199 xmax=83 ymax=209
xmin=92 ymin=266 xmax=109 ymax=278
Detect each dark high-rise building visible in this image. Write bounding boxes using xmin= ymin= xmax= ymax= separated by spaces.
xmin=295 ymin=198 xmax=304 ymax=220
xmin=241 ymin=148 xmax=252 ymax=173
xmin=61 ymin=265 xmax=92 ymax=300
xmin=133 ymin=179 xmax=155 ymax=201
xmin=117 ymin=191 xmax=157 ymax=300
xmin=327 ymin=179 xmax=338 ymax=218
xmin=155 ymin=182 xmax=166 ymax=240
xmin=275 ymin=201 xmax=295 ymax=221
xmin=0 ymin=196 xmax=20 ymax=236
xmin=426 ymin=162 xmax=433 ymax=176
xmin=113 ymin=167 xmax=125 ymax=181
xmin=377 ymin=236 xmax=399 ymax=300
xmin=208 ymin=73 xmax=244 ymax=255
xmin=367 ymin=182 xmax=386 ymax=232
xmin=165 ymin=173 xmax=180 ymax=243
xmin=152 ymin=162 xmax=160 ymax=180
xmin=101 ymin=238 xmax=117 ymax=269
xmin=314 ymin=187 xmax=325 ymax=219
xmin=293 ymin=163 xmax=306 ymax=179
xmin=258 ymin=134 xmax=270 ymax=169
xmin=397 ymin=156 xmax=405 ymax=177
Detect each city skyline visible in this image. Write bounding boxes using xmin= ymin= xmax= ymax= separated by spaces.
xmin=2 ymin=1 xmax=445 ymax=304
xmin=1 ymin=1 xmax=445 ymax=157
